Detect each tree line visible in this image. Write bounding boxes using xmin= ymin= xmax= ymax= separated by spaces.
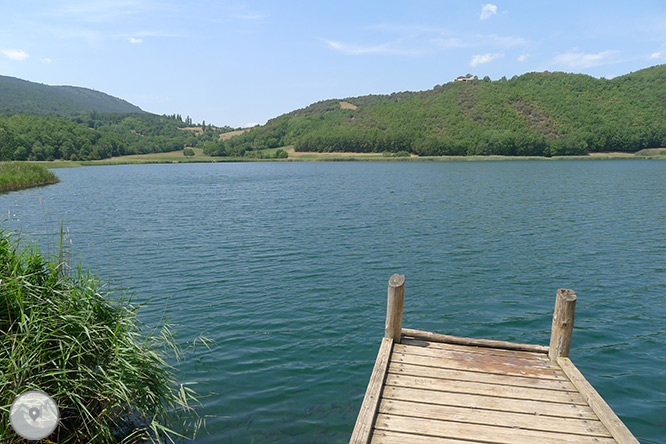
xmin=0 ymin=112 xmax=238 ymax=161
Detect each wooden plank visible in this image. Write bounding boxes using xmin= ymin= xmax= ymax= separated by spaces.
xmin=402 ymin=328 xmax=550 ymax=354
xmin=558 ymin=357 xmax=639 ymax=444
xmin=395 ymin=343 xmax=556 ymax=370
xmin=385 ymin=373 xmax=588 ymax=405
xmin=401 ymin=337 xmax=549 ymax=360
xmin=379 ymin=398 xmax=612 ymax=437
xmin=382 ymin=386 xmax=599 ymax=419
xmin=388 ymin=361 xmax=577 ymax=392
xmin=391 ymin=350 xmax=567 ymax=381
xmin=371 ymin=429 xmax=476 ymax=444
xmin=350 ymin=337 xmax=393 ymax=444
xmin=373 ymin=413 xmax=617 ymax=444
xmin=392 ymin=348 xmax=565 ymax=380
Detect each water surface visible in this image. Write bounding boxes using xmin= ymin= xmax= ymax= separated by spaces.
xmin=2 ymin=160 xmax=665 ymax=443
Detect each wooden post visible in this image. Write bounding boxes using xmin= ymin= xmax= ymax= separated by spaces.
xmin=385 ymin=274 xmax=405 ymax=343
xmin=549 ymin=288 xmax=577 ymax=360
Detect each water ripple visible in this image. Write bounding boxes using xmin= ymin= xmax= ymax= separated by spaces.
xmin=1 ymin=160 xmax=664 ymax=443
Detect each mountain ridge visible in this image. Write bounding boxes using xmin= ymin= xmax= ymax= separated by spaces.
xmin=0 ymin=75 xmax=144 ymax=115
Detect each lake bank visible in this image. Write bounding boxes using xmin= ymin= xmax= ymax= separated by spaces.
xmin=0 ymin=162 xmax=60 ymax=192
xmin=27 ymin=146 xmax=666 ymax=169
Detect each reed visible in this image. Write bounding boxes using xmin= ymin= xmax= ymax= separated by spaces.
xmin=0 ymin=162 xmax=60 ymax=192
xmin=0 ymin=230 xmax=202 ymax=443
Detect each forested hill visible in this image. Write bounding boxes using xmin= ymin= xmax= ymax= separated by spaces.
xmin=0 ymin=75 xmax=143 ymax=115
xmin=211 ymin=64 xmax=666 ymax=157
xmin=0 ymin=75 xmax=243 ymax=161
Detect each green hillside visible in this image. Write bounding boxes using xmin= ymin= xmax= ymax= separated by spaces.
xmin=208 ymin=65 xmax=666 ymax=157
xmin=0 ymin=76 xmax=241 ymax=161
xmin=0 ymin=75 xmax=144 ymax=115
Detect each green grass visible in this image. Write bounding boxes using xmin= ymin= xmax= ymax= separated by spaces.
xmin=0 ymin=162 xmax=60 ymax=192
xmin=0 ymin=229 xmax=203 ymax=443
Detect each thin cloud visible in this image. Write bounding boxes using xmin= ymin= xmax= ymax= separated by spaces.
xmin=554 ymin=50 xmax=618 ymax=69
xmin=1 ymin=49 xmax=29 ymax=61
xmin=41 ymin=57 xmax=53 ymax=63
xmin=470 ymin=52 xmax=503 ymax=67
xmin=650 ymin=52 xmax=662 ymax=59
xmin=480 ymin=4 xmax=498 ymax=20
xmin=322 ymin=38 xmax=422 ymax=56
xmin=482 ymin=34 xmax=528 ymax=49
xmin=51 ymin=0 xmax=168 ymax=23
xmin=517 ymin=54 xmax=529 ymax=62
xmin=230 ymin=12 xmax=266 ymax=20
xmin=430 ymin=37 xmax=467 ymax=49
xmin=128 ymin=37 xmax=143 ymax=44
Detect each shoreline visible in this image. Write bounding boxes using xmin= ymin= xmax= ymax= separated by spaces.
xmin=36 ymin=154 xmax=666 ymax=169
xmin=24 ymin=146 xmax=666 ymax=169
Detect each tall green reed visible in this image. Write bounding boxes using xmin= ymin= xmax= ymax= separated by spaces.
xmin=0 ymin=229 xmax=204 ymax=443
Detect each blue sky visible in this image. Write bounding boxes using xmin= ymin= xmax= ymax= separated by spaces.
xmin=2 ymin=1 xmax=666 ymax=128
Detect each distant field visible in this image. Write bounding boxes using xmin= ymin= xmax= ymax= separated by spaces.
xmin=286 ymin=148 xmax=383 ymax=159
xmin=219 ymin=129 xmax=249 ymax=141
xmin=109 ymin=147 xmax=219 ymax=162
xmin=178 ymin=126 xmax=203 ymax=135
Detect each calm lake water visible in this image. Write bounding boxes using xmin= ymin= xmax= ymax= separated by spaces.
xmin=2 ymin=160 xmax=665 ymax=443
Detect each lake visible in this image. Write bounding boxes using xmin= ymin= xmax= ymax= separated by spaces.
xmin=2 ymin=160 xmax=665 ymax=443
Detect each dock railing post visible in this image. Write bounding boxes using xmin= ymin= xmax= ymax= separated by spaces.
xmin=549 ymin=288 xmax=577 ymax=361
xmin=385 ymin=274 xmax=405 ymax=343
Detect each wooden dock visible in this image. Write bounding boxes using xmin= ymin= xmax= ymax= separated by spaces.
xmin=350 ymin=274 xmax=639 ymax=444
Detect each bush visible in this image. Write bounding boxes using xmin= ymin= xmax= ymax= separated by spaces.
xmin=0 ymin=230 xmax=202 ymax=443
xmin=273 ymin=149 xmax=288 ymax=159
xmin=183 ymin=148 xmax=195 ymax=157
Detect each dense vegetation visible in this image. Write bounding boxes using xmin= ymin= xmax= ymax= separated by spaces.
xmin=0 ymin=75 xmax=241 ymax=161
xmin=0 ymin=230 xmax=201 ymax=443
xmin=0 ymin=75 xmax=143 ymax=115
xmin=213 ymin=65 xmax=666 ymax=157
xmin=0 ymin=162 xmax=59 ymax=192
xmin=0 ymin=112 xmax=235 ymax=161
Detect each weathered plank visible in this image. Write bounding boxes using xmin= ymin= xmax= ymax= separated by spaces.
xmin=373 ymin=413 xmax=617 ymax=444
xmin=402 ymin=327 xmax=549 ymax=354
xmin=385 ymin=373 xmax=588 ymax=405
xmin=350 ymin=337 xmax=393 ymax=444
xmin=388 ymin=361 xmax=577 ymax=391
xmin=378 ymin=398 xmax=612 ymax=437
xmin=370 ymin=429 xmax=473 ymax=444
xmin=392 ymin=347 xmax=564 ymax=380
xmin=395 ymin=343 xmax=557 ymax=369
xmin=382 ymin=386 xmax=599 ymax=419
xmin=558 ymin=357 xmax=640 ymax=444
xmin=401 ymin=337 xmax=550 ymax=360
xmin=370 ymin=429 xmax=474 ymax=444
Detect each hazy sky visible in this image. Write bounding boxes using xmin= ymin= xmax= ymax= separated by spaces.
xmin=2 ymin=1 xmax=666 ymax=127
